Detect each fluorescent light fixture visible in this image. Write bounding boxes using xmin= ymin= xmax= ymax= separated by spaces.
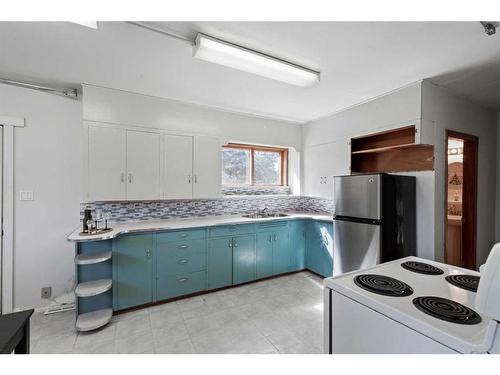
xmin=71 ymin=21 xmax=99 ymax=30
xmin=193 ymin=33 xmax=320 ymax=87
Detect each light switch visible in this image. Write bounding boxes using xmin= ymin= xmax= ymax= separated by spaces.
xmin=20 ymin=190 xmax=34 ymax=201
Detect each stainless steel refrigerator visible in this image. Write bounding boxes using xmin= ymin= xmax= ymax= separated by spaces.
xmin=333 ymin=173 xmax=416 ymax=276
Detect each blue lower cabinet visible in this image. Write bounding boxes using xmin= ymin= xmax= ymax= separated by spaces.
xmin=106 ymin=219 xmax=332 ymax=310
xmin=306 ymin=221 xmax=333 ymax=277
xmin=256 ymin=232 xmax=273 ymax=279
xmin=208 ymin=237 xmax=233 ymax=289
xmin=157 ymin=239 xmax=206 ymax=276
xmin=289 ymin=220 xmax=306 ymax=272
xmin=232 ymin=235 xmax=256 ymax=285
xmin=114 ymin=233 xmax=154 ymax=310
xmin=272 ymin=230 xmax=291 ymax=275
xmin=157 ymin=270 xmax=206 ymax=300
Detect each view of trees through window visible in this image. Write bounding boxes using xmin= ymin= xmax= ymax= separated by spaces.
xmin=221 ymin=144 xmax=286 ymax=186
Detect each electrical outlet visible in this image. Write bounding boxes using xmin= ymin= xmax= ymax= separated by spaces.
xmin=41 ymin=287 xmax=52 ymax=299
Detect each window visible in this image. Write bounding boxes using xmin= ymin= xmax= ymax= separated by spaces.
xmin=222 ymin=143 xmax=288 ymax=186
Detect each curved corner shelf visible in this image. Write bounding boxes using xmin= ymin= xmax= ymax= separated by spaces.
xmin=75 ymin=279 xmax=112 ymax=297
xmin=75 ymin=250 xmax=112 ymax=265
xmin=76 ymin=308 xmax=113 ymax=332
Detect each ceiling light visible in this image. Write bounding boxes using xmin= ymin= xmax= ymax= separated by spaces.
xmin=193 ymin=33 xmax=320 ymax=87
xmin=71 ymin=21 xmax=99 ymax=30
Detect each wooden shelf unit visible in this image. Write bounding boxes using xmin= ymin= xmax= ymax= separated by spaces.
xmin=350 ymin=125 xmax=434 ymax=174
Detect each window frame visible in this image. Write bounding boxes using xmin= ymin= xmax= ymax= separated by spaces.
xmin=222 ymin=143 xmax=288 ymax=187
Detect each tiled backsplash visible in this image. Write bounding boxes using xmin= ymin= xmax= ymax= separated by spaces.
xmin=221 ymin=186 xmax=291 ymax=195
xmin=80 ymin=196 xmax=333 ymax=222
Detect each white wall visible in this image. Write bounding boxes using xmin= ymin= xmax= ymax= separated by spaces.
xmin=0 ymin=83 xmax=82 ymax=310
xmin=302 ymin=82 xmax=423 ymax=147
xmin=302 ymin=81 xmax=498 ymax=265
xmin=83 ymin=85 xmax=303 ymax=151
xmin=302 ymin=82 xmax=435 ymax=259
xmin=421 ymin=81 xmax=498 ymax=266
xmin=496 ymin=112 xmax=500 ymax=244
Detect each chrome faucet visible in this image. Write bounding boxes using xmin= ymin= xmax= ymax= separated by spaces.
xmin=259 ymin=207 xmax=270 ymax=217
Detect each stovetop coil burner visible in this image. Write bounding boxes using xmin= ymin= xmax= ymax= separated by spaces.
xmin=354 ymin=274 xmax=414 ymax=297
xmin=401 ymin=261 xmax=444 ymax=275
xmin=445 ymin=275 xmax=480 ymax=292
xmin=413 ymin=296 xmax=481 ymax=325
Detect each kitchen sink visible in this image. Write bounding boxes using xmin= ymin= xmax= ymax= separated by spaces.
xmin=242 ymin=213 xmax=290 ymax=219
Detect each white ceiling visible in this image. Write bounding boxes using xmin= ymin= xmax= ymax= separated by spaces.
xmin=0 ymin=21 xmax=499 ymax=123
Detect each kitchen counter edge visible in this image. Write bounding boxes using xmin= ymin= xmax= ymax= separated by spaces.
xmin=67 ymin=213 xmax=333 ymax=242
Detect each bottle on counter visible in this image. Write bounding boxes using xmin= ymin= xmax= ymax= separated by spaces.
xmin=82 ymin=208 xmax=93 ymax=233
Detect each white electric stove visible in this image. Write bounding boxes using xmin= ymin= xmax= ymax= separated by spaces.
xmin=323 ymin=245 xmax=500 ymax=354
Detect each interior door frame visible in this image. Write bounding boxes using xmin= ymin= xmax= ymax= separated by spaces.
xmin=0 ymin=116 xmax=24 ymax=313
xmin=444 ymin=130 xmax=478 ymax=270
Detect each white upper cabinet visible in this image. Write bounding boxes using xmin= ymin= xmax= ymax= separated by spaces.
xmin=88 ymin=126 xmax=126 ymax=201
xmin=164 ymin=134 xmax=193 ymax=199
xmin=126 ymin=130 xmax=160 ymax=200
xmin=304 ymin=140 xmax=349 ymax=199
xmin=193 ymin=136 xmax=221 ymax=199
xmin=86 ymin=124 xmax=221 ymax=201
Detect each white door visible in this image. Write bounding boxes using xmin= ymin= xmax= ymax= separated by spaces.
xmin=164 ymin=134 xmax=193 ymax=199
xmin=193 ymin=136 xmax=221 ymax=199
xmin=126 ymin=130 xmax=160 ymax=200
xmin=88 ymin=126 xmax=126 ymax=200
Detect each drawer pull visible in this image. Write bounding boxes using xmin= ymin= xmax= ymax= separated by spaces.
xmin=178 ymin=277 xmax=188 ymax=283
xmin=178 ymin=244 xmax=189 ymax=249
xmin=178 ymin=259 xmax=188 ymax=265
xmin=179 ymin=233 xmax=188 ymax=238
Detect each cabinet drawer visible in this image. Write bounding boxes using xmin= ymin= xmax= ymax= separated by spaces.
xmin=158 ymin=251 xmax=206 ymax=276
xmin=209 ymin=224 xmax=255 ymax=238
xmin=156 ymin=238 xmax=206 ymax=257
xmin=157 ymin=270 xmax=206 ymax=300
xmin=157 ymin=228 xmax=206 ymax=243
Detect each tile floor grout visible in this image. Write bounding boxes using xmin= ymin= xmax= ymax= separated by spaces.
xmin=30 ymin=271 xmax=325 ymax=354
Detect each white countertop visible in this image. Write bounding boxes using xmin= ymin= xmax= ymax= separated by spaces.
xmin=67 ymin=212 xmax=332 ymax=242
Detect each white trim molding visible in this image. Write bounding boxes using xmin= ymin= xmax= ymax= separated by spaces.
xmin=0 ymin=115 xmax=25 ymax=128
xmin=0 ymin=122 xmax=16 ymax=313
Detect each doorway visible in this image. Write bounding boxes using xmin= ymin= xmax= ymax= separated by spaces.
xmin=445 ymin=130 xmax=478 ymax=270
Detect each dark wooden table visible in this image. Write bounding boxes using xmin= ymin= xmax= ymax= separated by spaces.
xmin=0 ymin=309 xmax=34 ymax=354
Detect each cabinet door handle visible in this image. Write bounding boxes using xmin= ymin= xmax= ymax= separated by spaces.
xmin=188 ymin=175 xmax=192 ymax=184
xmin=233 ymin=240 xmax=238 ymax=248
xmin=120 ymin=172 xmax=125 ymax=183
xmin=268 ymin=234 xmax=272 ymax=243
xmin=178 ymin=244 xmax=189 ymax=249
xmin=194 ymin=175 xmax=198 ymax=184
xmin=145 ymin=249 xmax=151 ymax=258
xmin=273 ymin=234 xmax=277 ymax=242
xmin=128 ymin=173 xmax=132 ymax=183
xmin=178 ymin=259 xmax=188 ymax=264
xmin=228 ymin=239 xmax=233 ymax=248
xmin=178 ymin=277 xmax=188 ymax=283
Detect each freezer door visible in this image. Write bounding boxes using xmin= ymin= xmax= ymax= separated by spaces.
xmin=333 ymin=174 xmax=381 ymax=220
xmin=333 ymin=219 xmax=381 ymax=276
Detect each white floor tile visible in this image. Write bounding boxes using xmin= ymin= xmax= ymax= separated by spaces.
xmin=30 ymin=271 xmax=326 ymax=354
